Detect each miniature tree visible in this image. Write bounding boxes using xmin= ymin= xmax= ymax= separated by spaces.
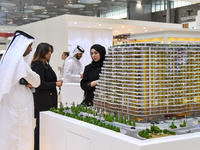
xmin=128 ymin=118 xmax=132 ymax=125
xmin=180 ymin=119 xmax=187 ymax=127
xmin=132 ymin=118 xmax=136 ymax=126
xmin=120 ymin=116 xmax=123 ymax=123
xmin=123 ymin=116 xmax=127 ymax=124
xmin=172 ymin=116 xmax=176 ymax=123
xmin=111 ymin=115 xmax=114 ymax=121
xmin=170 ymin=121 xmax=177 ymax=129
xmin=107 ymin=114 xmax=112 ymax=122
xmin=98 ymin=113 xmax=101 ymax=120
xmin=115 ymin=114 xmax=118 ymax=122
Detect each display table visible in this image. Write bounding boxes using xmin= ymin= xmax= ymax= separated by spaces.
xmin=40 ymin=111 xmax=200 ymax=150
xmin=60 ymin=83 xmax=84 ymax=106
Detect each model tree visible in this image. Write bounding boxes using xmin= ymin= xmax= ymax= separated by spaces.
xmin=115 ymin=114 xmax=119 ymax=122
xmin=132 ymin=118 xmax=136 ymax=127
xmin=123 ymin=116 xmax=127 ymax=124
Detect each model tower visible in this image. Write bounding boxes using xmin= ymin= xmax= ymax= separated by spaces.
xmin=93 ymin=43 xmax=200 ymax=119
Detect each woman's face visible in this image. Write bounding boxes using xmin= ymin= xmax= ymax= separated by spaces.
xmin=91 ymin=49 xmax=100 ymax=62
xmin=44 ymin=47 xmax=52 ymax=61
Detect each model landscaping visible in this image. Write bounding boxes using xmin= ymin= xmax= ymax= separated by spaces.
xmin=49 ymin=102 xmax=181 ymax=140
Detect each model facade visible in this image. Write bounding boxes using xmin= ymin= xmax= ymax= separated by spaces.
xmin=94 ymin=43 xmax=200 ymax=119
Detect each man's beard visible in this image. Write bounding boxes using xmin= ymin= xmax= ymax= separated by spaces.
xmin=76 ymin=54 xmax=81 ymax=60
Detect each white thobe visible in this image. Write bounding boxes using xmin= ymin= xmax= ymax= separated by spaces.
xmin=59 ymin=61 xmax=65 ymax=80
xmin=63 ymin=57 xmax=81 ymax=83
xmin=0 ymin=63 xmax=40 ymax=150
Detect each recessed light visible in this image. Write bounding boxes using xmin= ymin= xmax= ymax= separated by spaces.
xmin=119 ymin=33 xmax=121 ymax=34
xmin=128 ymin=29 xmax=131 ymax=31
xmin=99 ymin=24 xmax=102 ymax=26
xmin=160 ymin=28 xmax=163 ymax=30
xmin=109 ymin=27 xmax=112 ymax=29
xmin=131 ymin=31 xmax=134 ymax=33
xmin=74 ymin=22 xmax=77 ymax=24
xmin=143 ymin=27 xmax=146 ymax=29
xmin=115 ymin=30 xmax=118 ymax=32
xmin=122 ymin=26 xmax=125 ymax=28
xmin=145 ymin=30 xmax=147 ymax=32
xmin=87 ymin=26 xmax=90 ymax=28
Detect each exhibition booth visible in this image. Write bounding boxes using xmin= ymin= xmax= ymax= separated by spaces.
xmin=11 ymin=15 xmax=200 ymax=149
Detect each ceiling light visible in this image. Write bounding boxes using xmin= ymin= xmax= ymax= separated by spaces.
xmin=74 ymin=22 xmax=77 ymax=24
xmin=64 ymin=4 xmax=85 ymax=8
xmin=15 ymin=10 xmax=35 ymax=13
xmin=160 ymin=28 xmax=163 ymax=30
xmin=143 ymin=27 xmax=146 ymax=29
xmin=109 ymin=27 xmax=112 ymax=29
xmin=28 ymin=18 xmax=41 ymax=21
xmin=145 ymin=30 xmax=147 ymax=32
xmin=87 ymin=26 xmax=90 ymax=28
xmin=119 ymin=33 xmax=121 ymax=34
xmin=32 ymin=15 xmax=50 ymax=18
xmin=57 ymin=8 xmax=69 ymax=11
xmin=0 ymin=2 xmax=16 ymax=7
xmin=131 ymin=31 xmax=134 ymax=33
xmin=137 ymin=1 xmax=141 ymax=7
xmin=122 ymin=26 xmax=125 ymax=28
xmin=41 ymin=2 xmax=54 ymax=5
xmin=24 ymin=5 xmax=45 ymax=10
xmin=99 ymin=24 xmax=102 ymax=26
xmin=128 ymin=29 xmax=131 ymax=31
xmin=115 ymin=30 xmax=118 ymax=32
xmin=47 ymin=12 xmax=57 ymax=15
xmin=80 ymin=11 xmax=93 ymax=14
xmin=78 ymin=0 xmax=101 ymax=4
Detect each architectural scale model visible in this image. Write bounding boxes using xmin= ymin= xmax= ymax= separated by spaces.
xmin=94 ymin=43 xmax=200 ymax=121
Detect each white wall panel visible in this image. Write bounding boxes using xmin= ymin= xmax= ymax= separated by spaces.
xmin=17 ymin=15 xmax=112 ymax=78
xmin=17 ymin=15 xmax=68 ymax=78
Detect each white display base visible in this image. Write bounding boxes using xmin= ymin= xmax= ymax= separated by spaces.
xmin=40 ymin=111 xmax=200 ymax=150
xmin=60 ymin=83 xmax=84 ymax=106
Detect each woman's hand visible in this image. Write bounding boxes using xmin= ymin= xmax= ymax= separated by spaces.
xmin=90 ymin=80 xmax=98 ymax=87
xmin=58 ymin=66 xmax=61 ymax=71
xmin=26 ymin=84 xmax=33 ymax=88
xmin=56 ymin=80 xmax=63 ymax=87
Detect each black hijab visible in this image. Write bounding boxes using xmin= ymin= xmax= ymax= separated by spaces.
xmin=90 ymin=44 xmax=106 ymax=68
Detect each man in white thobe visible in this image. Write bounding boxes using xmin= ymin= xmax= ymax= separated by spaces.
xmin=0 ymin=30 xmax=40 ymax=150
xmin=63 ymin=45 xmax=84 ymax=83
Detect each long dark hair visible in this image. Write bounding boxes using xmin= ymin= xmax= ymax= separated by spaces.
xmin=31 ymin=43 xmax=53 ymax=66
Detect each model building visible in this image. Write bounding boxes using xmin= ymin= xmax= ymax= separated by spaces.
xmin=93 ymin=43 xmax=200 ymax=120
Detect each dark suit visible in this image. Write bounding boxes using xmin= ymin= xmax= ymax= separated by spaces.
xmin=31 ymin=60 xmax=57 ymax=150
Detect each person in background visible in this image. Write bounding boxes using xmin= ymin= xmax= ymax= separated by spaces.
xmin=31 ymin=43 xmax=62 ymax=150
xmin=81 ymin=44 xmax=106 ymax=106
xmin=58 ymin=51 xmax=70 ymax=80
xmin=63 ymin=45 xmax=84 ymax=83
xmin=0 ymin=53 xmax=3 ymax=60
xmin=0 ymin=30 xmax=40 ymax=150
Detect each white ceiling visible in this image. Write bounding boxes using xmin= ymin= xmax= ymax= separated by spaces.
xmin=67 ymin=15 xmax=182 ymax=35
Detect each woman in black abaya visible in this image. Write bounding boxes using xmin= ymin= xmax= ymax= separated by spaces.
xmin=81 ymin=44 xmax=106 ymax=106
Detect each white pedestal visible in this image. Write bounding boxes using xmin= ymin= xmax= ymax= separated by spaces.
xmin=60 ymin=83 xmax=84 ymax=106
xmin=40 ymin=111 xmax=200 ymax=150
